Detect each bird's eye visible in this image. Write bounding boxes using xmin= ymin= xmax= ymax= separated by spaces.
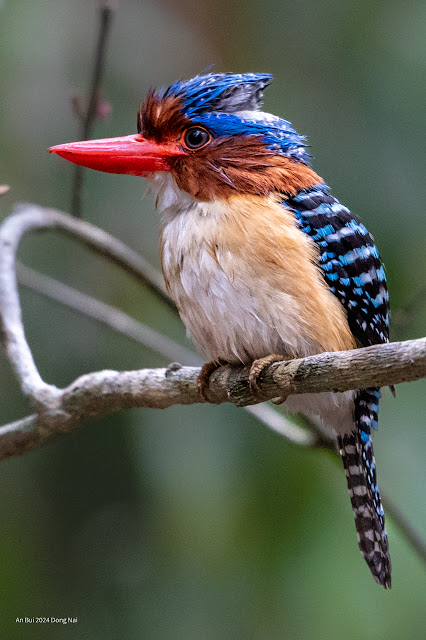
xmin=182 ymin=127 xmax=211 ymax=150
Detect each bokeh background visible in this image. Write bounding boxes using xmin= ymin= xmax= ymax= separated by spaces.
xmin=0 ymin=0 xmax=425 ymax=637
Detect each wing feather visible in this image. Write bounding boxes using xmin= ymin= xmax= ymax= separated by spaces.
xmin=287 ymin=185 xmax=390 ymax=347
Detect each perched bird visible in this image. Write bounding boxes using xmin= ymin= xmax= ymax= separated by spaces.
xmin=49 ymin=73 xmax=391 ymax=587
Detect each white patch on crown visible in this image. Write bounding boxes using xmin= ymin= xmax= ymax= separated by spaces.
xmin=234 ymin=109 xmax=284 ymax=127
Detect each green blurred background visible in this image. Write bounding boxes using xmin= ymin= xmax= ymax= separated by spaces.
xmin=0 ymin=0 xmax=425 ymax=637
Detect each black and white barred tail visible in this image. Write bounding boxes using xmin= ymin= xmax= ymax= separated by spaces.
xmin=338 ymin=388 xmax=391 ymax=588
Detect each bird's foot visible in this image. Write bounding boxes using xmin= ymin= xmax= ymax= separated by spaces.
xmin=197 ymin=359 xmax=228 ymax=403
xmin=249 ymin=354 xmax=292 ymax=403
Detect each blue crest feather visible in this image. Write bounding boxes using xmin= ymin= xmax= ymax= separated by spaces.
xmin=165 ymin=73 xmax=272 ymax=116
xmin=164 ymin=73 xmax=310 ymax=163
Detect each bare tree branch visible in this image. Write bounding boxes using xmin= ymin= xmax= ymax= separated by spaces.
xmin=0 ymin=335 xmax=425 ymax=458
xmin=71 ymin=1 xmax=115 ymax=217
xmin=0 ymin=204 xmax=425 ymax=562
xmin=16 ymin=262 xmax=315 ymax=446
xmin=1 ymin=203 xmax=426 ymax=420
xmin=29 ymin=338 xmax=426 ymax=416
xmin=3 ymin=204 xmax=310 ymax=450
xmin=0 ymin=203 xmax=168 ymax=404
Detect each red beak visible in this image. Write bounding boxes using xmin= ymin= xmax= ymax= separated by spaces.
xmin=48 ymin=134 xmax=185 ymax=175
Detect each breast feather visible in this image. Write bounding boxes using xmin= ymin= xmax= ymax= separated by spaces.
xmin=160 ymin=194 xmax=356 ymax=362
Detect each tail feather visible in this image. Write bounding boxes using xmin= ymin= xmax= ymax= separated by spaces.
xmin=338 ymin=388 xmax=391 ymax=588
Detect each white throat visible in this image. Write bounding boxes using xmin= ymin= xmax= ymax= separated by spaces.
xmin=148 ymin=172 xmax=200 ymax=216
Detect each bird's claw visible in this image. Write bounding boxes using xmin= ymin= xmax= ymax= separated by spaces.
xmin=197 ymin=359 xmax=227 ymax=402
xmin=248 ymin=353 xmax=290 ymax=402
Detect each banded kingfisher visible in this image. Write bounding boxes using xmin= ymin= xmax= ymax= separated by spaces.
xmin=49 ymin=73 xmax=392 ymax=587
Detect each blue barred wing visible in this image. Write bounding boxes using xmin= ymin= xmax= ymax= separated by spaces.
xmin=288 ymin=185 xmax=389 ymax=347
xmin=286 ymin=185 xmax=392 ymax=587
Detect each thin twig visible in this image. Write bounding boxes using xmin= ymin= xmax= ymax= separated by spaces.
xmin=17 ymin=262 xmax=198 ymax=366
xmin=71 ymin=2 xmax=115 ymax=218
xmin=381 ymin=490 xmax=426 ymax=564
xmin=12 ymin=203 xmax=174 ymax=308
xmin=245 ymin=404 xmax=316 ymax=446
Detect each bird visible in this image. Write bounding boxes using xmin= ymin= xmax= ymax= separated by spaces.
xmin=49 ymin=72 xmax=392 ymax=588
